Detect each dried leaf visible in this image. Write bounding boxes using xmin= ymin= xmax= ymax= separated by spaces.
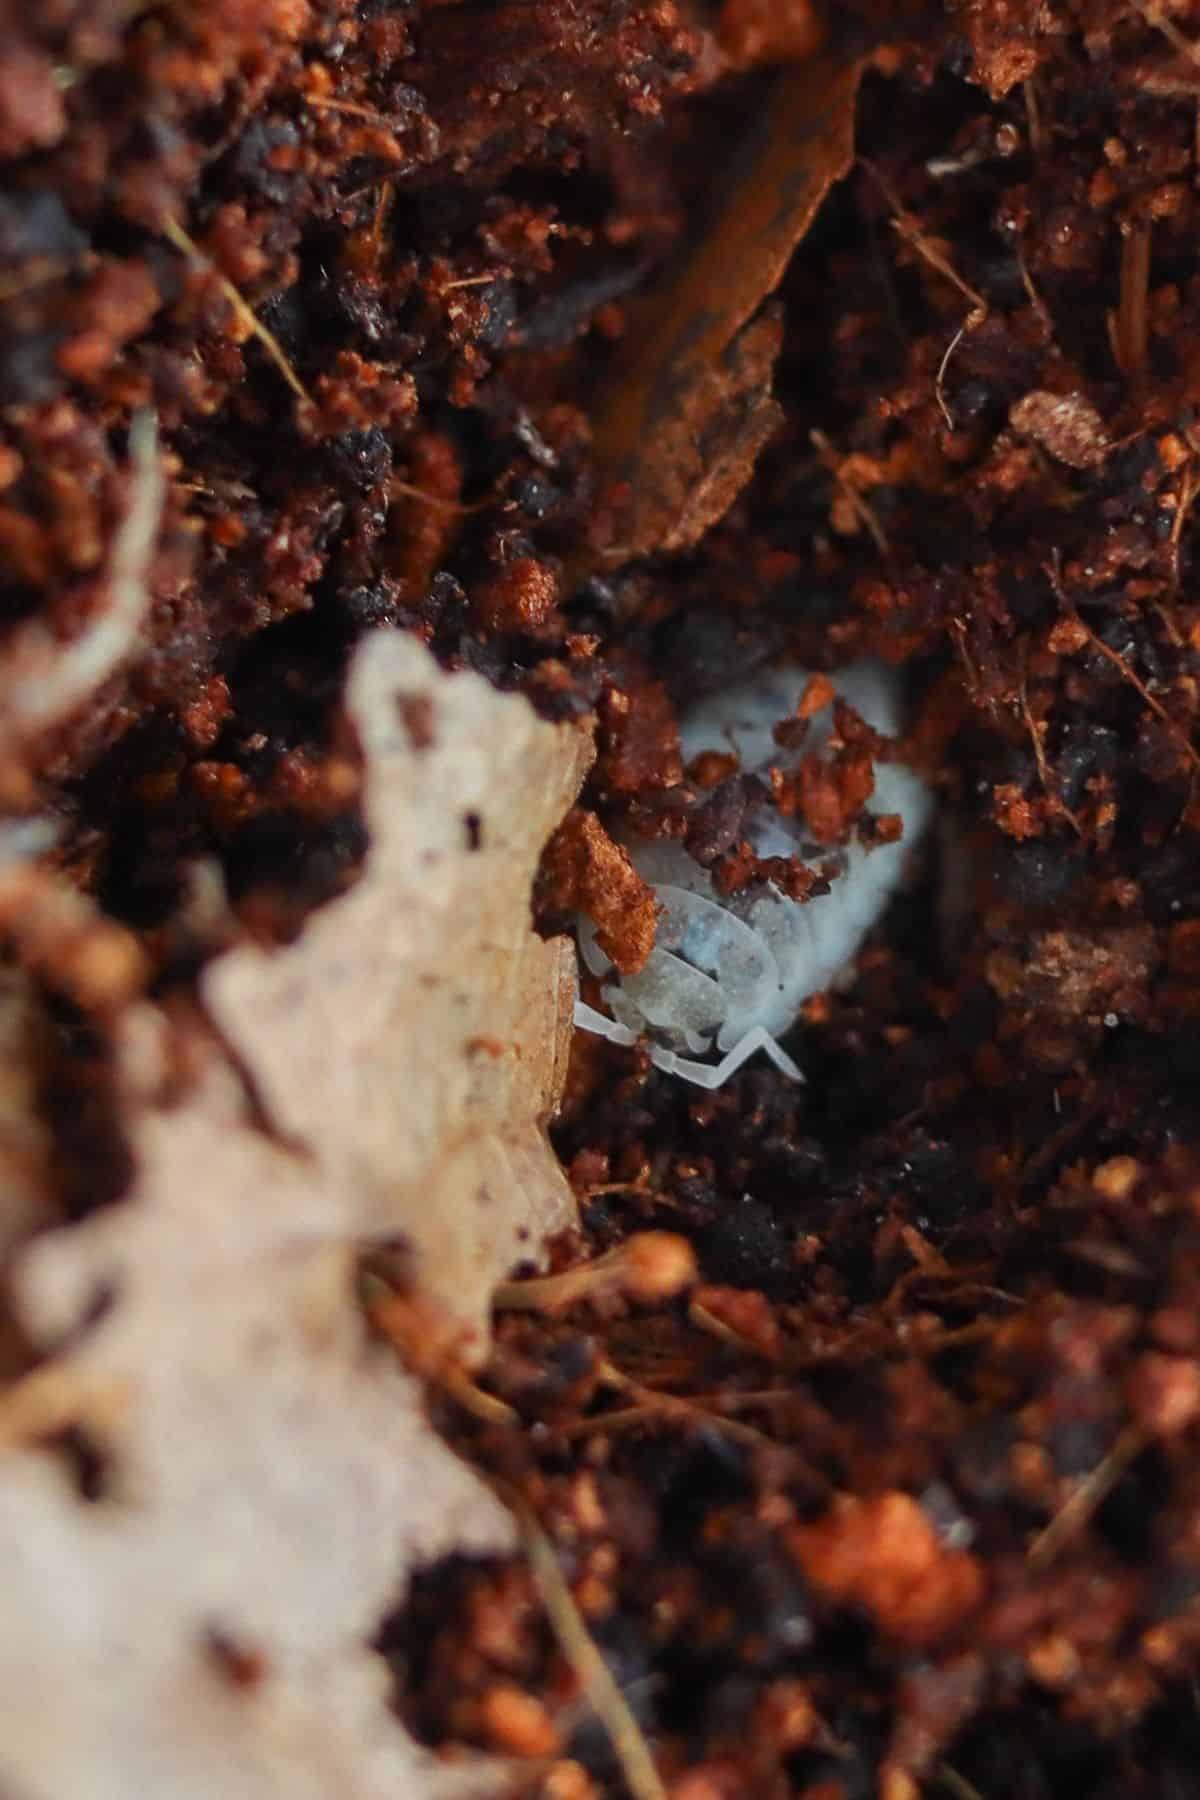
xmin=1 ymin=1247 xmax=509 ymax=1800
xmin=0 ymin=632 xmax=593 ymax=1800
xmin=204 ymin=632 xmax=593 ymax=1355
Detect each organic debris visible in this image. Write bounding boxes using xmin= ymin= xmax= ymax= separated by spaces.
xmin=7 ymin=0 xmax=1200 ymax=1796
xmin=0 ymin=637 xmax=589 ymax=1799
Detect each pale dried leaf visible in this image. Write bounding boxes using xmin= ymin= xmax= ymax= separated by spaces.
xmin=203 ymin=631 xmax=593 ymax=1353
xmin=0 ymin=1250 xmax=509 ymax=1800
xmin=0 ymin=631 xmax=593 ymax=1800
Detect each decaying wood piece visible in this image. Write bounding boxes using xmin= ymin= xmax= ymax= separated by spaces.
xmin=588 ymin=49 xmax=863 ymax=560
xmin=0 ymin=632 xmax=593 ymax=1800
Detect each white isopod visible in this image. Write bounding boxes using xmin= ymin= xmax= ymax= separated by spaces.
xmin=574 ymin=659 xmax=934 ymax=1088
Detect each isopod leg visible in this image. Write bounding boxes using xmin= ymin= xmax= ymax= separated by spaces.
xmin=573 ymin=1000 xmax=640 ymax=1046
xmin=755 ymin=1030 xmax=804 ymax=1082
xmin=647 ymin=1044 xmax=727 ymax=1089
xmin=648 ymin=1026 xmax=805 ymax=1089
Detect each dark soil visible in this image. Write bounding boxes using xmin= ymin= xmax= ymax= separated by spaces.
xmin=8 ymin=0 xmax=1200 ymax=1794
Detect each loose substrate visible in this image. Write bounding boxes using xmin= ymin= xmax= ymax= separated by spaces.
xmin=3 ymin=2 xmax=1200 ymax=1796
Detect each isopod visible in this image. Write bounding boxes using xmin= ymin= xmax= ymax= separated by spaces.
xmin=574 ymin=659 xmax=934 ymax=1088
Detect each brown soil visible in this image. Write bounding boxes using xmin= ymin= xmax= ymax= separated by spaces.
xmin=8 ymin=0 xmax=1200 ymax=1794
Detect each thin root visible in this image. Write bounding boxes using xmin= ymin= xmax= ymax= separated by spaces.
xmin=860 ymin=157 xmax=988 ymax=322
xmin=561 ymin=1361 xmax=774 ymax=1450
xmin=1018 ymin=666 xmax=1083 ymax=836
xmin=1027 ymin=1424 xmax=1144 ymax=1570
xmin=390 ymin=478 xmax=492 ymax=515
xmin=164 ymin=216 xmax=311 ymax=403
xmin=0 ymin=411 xmax=164 ymax=751
xmin=1047 ymin=554 xmax=1200 ymax=773
xmin=1023 ymin=75 xmax=1045 ymax=156
xmin=1064 ymin=601 xmax=1200 ymax=776
xmin=507 ymin=1492 xmax=668 ymax=1800
xmin=1168 ymin=457 xmax=1199 ymax=590
xmin=935 ymin=324 xmax=966 ymax=429
xmin=937 ymin=1764 xmax=987 ymax=1800
xmin=810 ymin=429 xmax=890 ymax=557
xmin=439 ymin=1364 xmax=520 ymax=1428
xmin=306 ymin=96 xmax=401 ymax=129
xmin=1135 ymin=0 xmax=1200 ymax=71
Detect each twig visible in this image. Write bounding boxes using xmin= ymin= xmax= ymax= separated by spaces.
xmin=1026 ymin=1425 xmax=1144 ymax=1570
xmin=163 ymin=215 xmax=310 ymax=403
xmin=507 ymin=1492 xmax=668 ymax=1800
